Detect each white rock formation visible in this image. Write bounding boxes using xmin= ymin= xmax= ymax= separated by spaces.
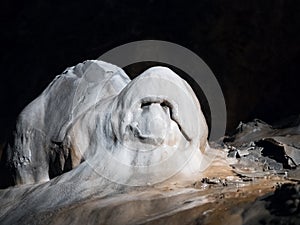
xmin=3 ymin=60 xmax=210 ymax=186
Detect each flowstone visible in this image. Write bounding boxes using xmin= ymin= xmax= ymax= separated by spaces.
xmin=2 ymin=61 xmax=300 ymax=225
xmin=2 ymin=60 xmax=210 ymax=187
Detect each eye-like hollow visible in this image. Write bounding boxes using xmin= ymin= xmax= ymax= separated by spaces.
xmin=138 ymin=98 xmax=191 ymax=142
xmin=140 ymin=101 xmax=172 ymax=118
xmin=141 ymin=102 xmax=152 ymax=108
xmin=160 ymin=102 xmax=168 ymax=108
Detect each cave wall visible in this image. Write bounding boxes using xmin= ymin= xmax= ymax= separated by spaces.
xmin=1 ymin=0 xmax=300 ymax=142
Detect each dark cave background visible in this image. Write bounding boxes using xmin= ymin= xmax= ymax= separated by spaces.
xmin=1 ymin=0 xmax=300 ymax=144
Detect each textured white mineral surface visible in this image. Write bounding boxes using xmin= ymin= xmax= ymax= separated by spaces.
xmin=4 ymin=60 xmax=210 ymax=187
xmin=2 ymin=60 xmax=297 ymax=225
xmin=0 ymin=60 xmax=215 ymax=225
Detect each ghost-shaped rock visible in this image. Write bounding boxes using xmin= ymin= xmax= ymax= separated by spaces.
xmin=2 ymin=60 xmax=210 ymax=186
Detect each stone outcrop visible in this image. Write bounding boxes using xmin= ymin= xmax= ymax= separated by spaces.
xmin=2 ymin=60 xmax=210 ymax=187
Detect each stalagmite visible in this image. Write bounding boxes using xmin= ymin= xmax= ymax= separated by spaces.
xmin=3 ymin=60 xmax=210 ymax=187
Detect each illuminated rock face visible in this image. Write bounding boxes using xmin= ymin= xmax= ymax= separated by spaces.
xmin=4 ymin=60 xmax=209 ymax=186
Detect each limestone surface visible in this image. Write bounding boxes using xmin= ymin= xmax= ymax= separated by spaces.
xmin=2 ymin=65 xmax=300 ymax=224
xmin=2 ymin=60 xmax=210 ymax=187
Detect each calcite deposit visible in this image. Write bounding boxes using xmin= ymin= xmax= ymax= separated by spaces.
xmin=1 ymin=60 xmax=300 ymax=225
xmin=2 ymin=60 xmax=210 ymax=187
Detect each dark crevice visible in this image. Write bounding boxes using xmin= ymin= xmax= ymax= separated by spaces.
xmin=256 ymin=140 xmax=291 ymax=169
xmin=141 ymin=102 xmax=152 ymax=108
